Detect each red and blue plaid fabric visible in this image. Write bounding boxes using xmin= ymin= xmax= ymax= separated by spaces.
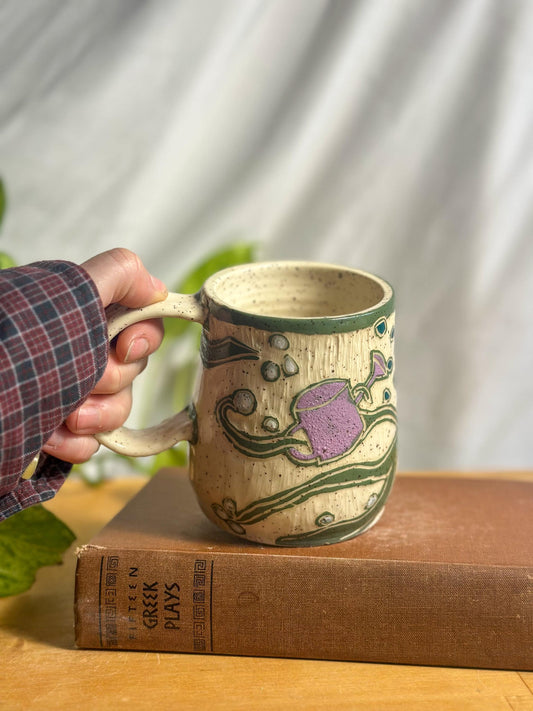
xmin=0 ymin=261 xmax=108 ymax=519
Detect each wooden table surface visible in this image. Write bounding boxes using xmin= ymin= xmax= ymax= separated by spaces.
xmin=1 ymin=470 xmax=532 ymax=711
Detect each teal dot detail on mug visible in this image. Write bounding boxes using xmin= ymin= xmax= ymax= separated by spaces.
xmin=262 ymin=361 xmax=281 ymax=382
xmin=270 ymin=333 xmax=290 ymax=350
xmin=390 ymin=326 xmax=395 ymax=341
xmin=262 ymin=416 xmax=280 ymax=432
xmin=374 ymin=317 xmax=387 ymax=337
xmin=383 ymin=388 xmax=391 ymax=403
xmin=316 ymin=511 xmax=335 ymax=527
xmin=387 ymin=357 xmax=394 ymax=372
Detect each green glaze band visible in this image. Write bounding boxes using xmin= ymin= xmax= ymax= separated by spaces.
xmin=202 ymin=262 xmax=394 ymax=335
xmin=206 ymin=296 xmax=394 ymax=334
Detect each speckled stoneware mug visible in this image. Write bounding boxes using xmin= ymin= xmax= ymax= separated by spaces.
xmin=97 ymin=261 xmax=397 ymax=546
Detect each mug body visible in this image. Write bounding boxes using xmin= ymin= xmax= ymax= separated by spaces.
xmin=189 ymin=262 xmax=396 ymax=546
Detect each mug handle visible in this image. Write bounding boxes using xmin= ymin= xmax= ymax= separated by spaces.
xmin=95 ymin=292 xmax=205 ymax=457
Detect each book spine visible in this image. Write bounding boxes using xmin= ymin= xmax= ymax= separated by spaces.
xmin=74 ymin=547 xmax=533 ymax=670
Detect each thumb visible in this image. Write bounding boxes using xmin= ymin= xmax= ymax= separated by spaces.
xmin=81 ymin=248 xmax=167 ymax=309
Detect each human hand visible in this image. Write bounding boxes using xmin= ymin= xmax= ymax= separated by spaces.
xmin=42 ymin=248 xmax=167 ymax=463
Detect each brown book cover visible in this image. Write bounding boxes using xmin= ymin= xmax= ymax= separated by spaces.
xmin=74 ymin=469 xmax=533 ymax=669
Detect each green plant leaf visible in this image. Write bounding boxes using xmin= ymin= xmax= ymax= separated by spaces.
xmin=0 ymin=505 xmax=76 ymax=597
xmin=177 ymin=242 xmax=256 ymax=293
xmin=0 ymin=178 xmax=6 ymax=230
xmin=150 ymin=444 xmax=188 ymax=472
xmin=164 ymin=242 xmax=256 ymax=339
xmin=0 ymin=251 xmax=16 ymax=269
xmin=0 ymin=180 xmax=16 ymax=267
xmin=138 ymin=242 xmax=257 ymax=477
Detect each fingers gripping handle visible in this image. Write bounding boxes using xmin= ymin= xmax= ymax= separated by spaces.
xmin=96 ymin=292 xmax=205 ymax=457
xmin=104 ymin=291 xmax=205 ymax=340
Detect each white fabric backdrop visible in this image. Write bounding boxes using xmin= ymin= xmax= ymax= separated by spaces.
xmin=1 ymin=0 xmax=532 ymax=471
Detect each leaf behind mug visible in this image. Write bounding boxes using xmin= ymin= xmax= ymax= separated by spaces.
xmin=164 ymin=243 xmax=257 ymax=339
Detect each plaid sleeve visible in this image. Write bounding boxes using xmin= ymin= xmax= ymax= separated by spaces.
xmin=0 ymin=261 xmax=108 ymax=519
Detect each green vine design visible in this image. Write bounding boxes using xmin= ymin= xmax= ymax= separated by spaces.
xmin=212 ymin=437 xmax=397 ymax=544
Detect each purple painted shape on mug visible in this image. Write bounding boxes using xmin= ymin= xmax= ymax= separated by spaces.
xmin=289 ymin=380 xmax=363 ymax=462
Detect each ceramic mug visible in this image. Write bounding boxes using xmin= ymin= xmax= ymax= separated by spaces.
xmin=97 ymin=261 xmax=397 ymax=546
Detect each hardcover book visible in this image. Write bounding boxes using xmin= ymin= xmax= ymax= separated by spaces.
xmin=74 ymin=469 xmax=533 ymax=669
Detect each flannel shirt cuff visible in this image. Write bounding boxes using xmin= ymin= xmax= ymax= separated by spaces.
xmin=0 ymin=261 xmax=108 ymax=519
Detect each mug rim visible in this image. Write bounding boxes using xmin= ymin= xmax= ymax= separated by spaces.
xmin=202 ymin=261 xmax=394 ymax=334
